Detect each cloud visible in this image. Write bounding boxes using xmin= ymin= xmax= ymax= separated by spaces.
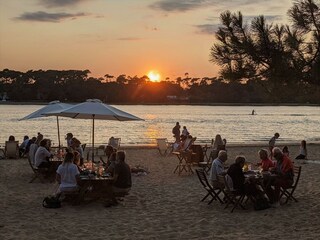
xmin=117 ymin=37 xmax=142 ymax=41
xmin=150 ymin=0 xmax=210 ymax=12
xmin=38 ymin=0 xmax=89 ymax=8
xmin=195 ymin=24 xmax=219 ymax=35
xmin=15 ymin=11 xmax=88 ymax=22
xmin=195 ymin=15 xmax=284 ymax=35
xmin=150 ymin=0 xmax=290 ymax=13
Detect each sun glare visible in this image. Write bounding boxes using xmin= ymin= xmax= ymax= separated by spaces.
xmin=147 ymin=70 xmax=161 ymax=82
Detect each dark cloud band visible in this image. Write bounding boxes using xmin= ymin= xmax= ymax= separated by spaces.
xmin=39 ymin=0 xmax=88 ymax=8
xmin=15 ymin=11 xmax=87 ymax=22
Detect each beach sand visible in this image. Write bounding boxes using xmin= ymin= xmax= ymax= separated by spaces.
xmin=1 ymin=144 xmax=320 ymax=240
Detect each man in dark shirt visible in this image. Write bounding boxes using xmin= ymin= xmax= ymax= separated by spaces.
xmin=172 ymin=122 xmax=181 ymax=143
xmin=113 ymin=151 xmax=132 ymax=191
xmin=104 ymin=150 xmax=132 ymax=207
xmin=227 ymin=156 xmax=260 ymax=197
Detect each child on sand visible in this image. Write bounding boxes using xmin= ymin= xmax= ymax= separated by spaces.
xmin=295 ymin=140 xmax=307 ymax=159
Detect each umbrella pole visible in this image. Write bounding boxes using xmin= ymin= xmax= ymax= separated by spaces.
xmin=92 ymin=115 xmax=95 ymax=164
xmin=57 ymin=116 xmax=61 ymax=149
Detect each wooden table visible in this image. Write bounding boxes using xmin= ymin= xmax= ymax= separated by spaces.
xmin=78 ymin=175 xmax=114 ymax=203
xmin=172 ymin=151 xmax=196 ymax=175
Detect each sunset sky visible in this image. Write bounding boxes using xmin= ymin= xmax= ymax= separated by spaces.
xmin=0 ymin=0 xmax=292 ymax=80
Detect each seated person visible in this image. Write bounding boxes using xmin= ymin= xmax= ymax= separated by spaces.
xmin=106 ymin=152 xmax=117 ymax=176
xmin=65 ymin=133 xmax=73 ymax=147
xmin=19 ymin=135 xmax=29 ymax=157
xmin=104 ymin=145 xmax=116 ymax=160
xmin=73 ymin=151 xmax=82 ymax=172
xmin=104 ymin=151 xmax=132 ymax=207
xmin=70 ymin=137 xmax=84 ymax=164
xmin=29 ymin=134 xmax=43 ymax=166
xmin=257 ymin=149 xmax=275 ymax=171
xmin=282 ymin=146 xmax=290 ymax=157
xmin=177 ymin=135 xmax=193 ymax=151
xmin=210 ymin=134 xmax=226 ymax=159
xmin=209 ymin=150 xmax=227 ymax=188
xmin=295 ymin=140 xmax=307 ymax=159
xmin=108 ymin=137 xmax=119 ymax=149
xmin=25 ymin=137 xmax=36 ymax=156
xmin=34 ymin=139 xmax=53 ymax=169
xmin=227 ymin=156 xmax=262 ymax=198
xmin=265 ymin=148 xmax=294 ymax=207
xmin=56 ymin=152 xmax=80 ymax=195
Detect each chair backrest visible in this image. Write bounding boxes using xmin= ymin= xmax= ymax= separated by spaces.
xmin=181 ymin=137 xmax=196 ymax=151
xmin=81 ymin=144 xmax=86 ymax=151
xmin=293 ymin=166 xmax=302 ymax=187
xmin=196 ymin=169 xmax=211 ymax=189
xmin=5 ymin=141 xmax=19 ymax=158
xmin=156 ymin=138 xmax=168 ymax=150
xmin=27 ymin=154 xmax=37 ymax=171
xmin=108 ymin=137 xmax=121 ymax=150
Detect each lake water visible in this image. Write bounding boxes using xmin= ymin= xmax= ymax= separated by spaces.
xmin=0 ymin=104 xmax=319 ymax=146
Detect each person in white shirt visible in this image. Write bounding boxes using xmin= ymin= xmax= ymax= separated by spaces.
xmin=181 ymin=126 xmax=190 ymax=137
xmin=29 ymin=133 xmax=43 ymax=166
xmin=34 ymin=139 xmax=52 ymax=168
xmin=56 ymin=152 xmax=80 ymax=194
xmin=209 ymin=150 xmax=228 ymax=188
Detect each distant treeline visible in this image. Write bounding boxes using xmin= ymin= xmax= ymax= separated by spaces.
xmin=0 ymin=69 xmax=319 ymax=104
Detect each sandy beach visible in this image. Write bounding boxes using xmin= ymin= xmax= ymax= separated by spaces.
xmin=1 ymin=143 xmax=320 ymax=240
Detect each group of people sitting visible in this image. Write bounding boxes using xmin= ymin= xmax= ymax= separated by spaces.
xmin=209 ymin=146 xmax=295 ymax=208
xmin=55 ymin=139 xmax=132 ymax=207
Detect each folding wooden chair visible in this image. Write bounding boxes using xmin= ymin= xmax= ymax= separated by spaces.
xmin=27 ymin=155 xmax=45 ymax=183
xmin=5 ymin=141 xmax=19 ymax=159
xmin=108 ymin=137 xmax=121 ymax=150
xmin=196 ymin=169 xmax=224 ymax=204
xmin=156 ymin=138 xmax=172 ymax=156
xmin=280 ymin=166 xmax=302 ymax=204
xmin=217 ymin=174 xmax=246 ymax=212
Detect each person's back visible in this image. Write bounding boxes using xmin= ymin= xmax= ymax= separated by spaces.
xmin=57 ymin=163 xmax=79 ymax=188
xmin=56 ymin=152 xmax=80 ymax=193
xmin=34 ymin=139 xmax=52 ymax=168
xmin=209 ymin=150 xmax=227 ymax=185
xmin=227 ymin=162 xmax=245 ymax=192
xmin=114 ymin=161 xmax=132 ymax=189
xmin=29 ymin=143 xmax=38 ymax=166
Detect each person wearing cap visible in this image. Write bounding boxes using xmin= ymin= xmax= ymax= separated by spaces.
xmin=65 ymin=133 xmax=73 ymax=147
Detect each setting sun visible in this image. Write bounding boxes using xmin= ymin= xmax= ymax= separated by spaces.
xmin=147 ymin=70 xmax=161 ymax=82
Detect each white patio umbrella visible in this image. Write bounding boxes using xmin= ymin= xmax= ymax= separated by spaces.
xmin=44 ymin=99 xmax=143 ymax=161
xmin=20 ymin=100 xmax=73 ymax=148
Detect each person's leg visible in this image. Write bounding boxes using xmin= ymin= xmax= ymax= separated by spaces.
xmin=295 ymin=154 xmax=305 ymax=159
xmin=273 ymin=178 xmax=292 ymax=203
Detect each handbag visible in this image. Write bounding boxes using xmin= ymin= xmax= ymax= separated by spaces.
xmin=254 ymin=197 xmax=270 ymax=211
xmin=42 ymin=195 xmax=61 ymax=208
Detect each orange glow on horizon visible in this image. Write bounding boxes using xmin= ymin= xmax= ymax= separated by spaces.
xmin=147 ymin=70 xmax=161 ymax=82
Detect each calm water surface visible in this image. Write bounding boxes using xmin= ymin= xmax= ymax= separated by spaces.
xmin=0 ymin=104 xmax=319 ymax=146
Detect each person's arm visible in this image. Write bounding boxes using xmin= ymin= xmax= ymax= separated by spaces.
xmin=56 ymin=173 xmax=61 ymax=184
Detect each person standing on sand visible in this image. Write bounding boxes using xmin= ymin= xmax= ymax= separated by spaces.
xmin=172 ymin=122 xmax=181 ymax=143
xmin=269 ymin=133 xmax=280 ymax=159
